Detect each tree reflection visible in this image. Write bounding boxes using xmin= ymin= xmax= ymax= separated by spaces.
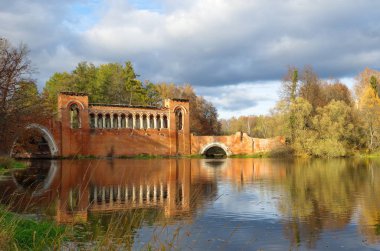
xmin=278 ymin=158 xmax=370 ymax=249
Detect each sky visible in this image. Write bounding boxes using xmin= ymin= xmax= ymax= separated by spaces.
xmin=1 ymin=0 xmax=379 ymax=118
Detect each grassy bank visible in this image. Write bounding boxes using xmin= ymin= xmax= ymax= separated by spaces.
xmin=0 ymin=207 xmax=67 ymax=250
xmin=0 ymin=157 xmax=27 ymax=174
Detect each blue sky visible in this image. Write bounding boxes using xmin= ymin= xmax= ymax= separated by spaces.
xmin=0 ymin=0 xmax=379 ymax=118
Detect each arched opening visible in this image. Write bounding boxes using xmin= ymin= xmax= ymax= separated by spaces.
xmin=105 ymin=114 xmax=111 ymax=128
xmin=142 ymin=114 xmax=148 ymax=129
xmin=149 ymin=115 xmax=154 ymax=128
xmin=175 ymin=109 xmax=183 ymax=130
xmin=70 ymin=103 xmax=80 ymax=129
xmin=89 ymin=113 xmax=95 ymax=128
xmin=163 ymin=115 xmax=168 ymax=128
xmin=156 ymin=115 xmax=161 ymax=129
xmin=10 ymin=124 xmax=59 ymax=158
xmin=97 ymin=114 xmax=103 ymax=128
xmin=121 ymin=114 xmax=126 ymax=128
xmin=203 ymin=146 xmax=227 ymax=158
xmin=127 ymin=114 xmax=133 ymax=128
xmin=113 ymin=114 xmax=118 ymax=128
xmin=135 ymin=114 xmax=140 ymax=129
xmin=200 ymin=143 xmax=230 ymax=158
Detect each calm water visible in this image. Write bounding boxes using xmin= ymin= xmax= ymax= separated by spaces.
xmin=1 ymin=158 xmax=380 ymax=250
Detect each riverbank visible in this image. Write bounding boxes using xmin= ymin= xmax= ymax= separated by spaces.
xmin=0 ymin=207 xmax=67 ymax=250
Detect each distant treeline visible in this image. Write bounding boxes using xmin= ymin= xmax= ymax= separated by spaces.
xmin=0 ymin=39 xmax=220 ymax=154
xmin=221 ymin=66 xmax=380 ymax=157
xmin=43 ymin=61 xmax=221 ymax=135
xmin=2 ymin=38 xmax=380 ymax=157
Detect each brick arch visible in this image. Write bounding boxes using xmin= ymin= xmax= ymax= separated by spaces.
xmin=173 ymin=105 xmax=188 ymax=114
xmin=200 ymin=142 xmax=232 ymax=156
xmin=10 ymin=123 xmax=59 ymax=158
xmin=66 ymin=100 xmax=85 ymax=109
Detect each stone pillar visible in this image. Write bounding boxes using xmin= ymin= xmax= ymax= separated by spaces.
xmin=147 ymin=116 xmax=151 ymax=128
xmin=102 ymin=114 xmax=106 ymax=129
xmin=132 ymin=114 xmax=136 ymax=129
xmin=110 ymin=114 xmax=113 ymax=128
xmin=154 ymin=115 xmax=157 ymax=129
xmin=117 ymin=115 xmax=121 ymax=129
xmin=139 ymin=115 xmax=143 ymax=129
xmin=160 ymin=115 xmax=164 ymax=129
xmin=94 ymin=115 xmax=98 ymax=128
xmin=125 ymin=187 xmax=129 ymax=201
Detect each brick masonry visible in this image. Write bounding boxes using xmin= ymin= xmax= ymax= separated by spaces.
xmin=12 ymin=92 xmax=284 ymax=157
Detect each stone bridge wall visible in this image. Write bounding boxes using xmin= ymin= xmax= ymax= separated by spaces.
xmin=191 ymin=132 xmax=285 ymax=155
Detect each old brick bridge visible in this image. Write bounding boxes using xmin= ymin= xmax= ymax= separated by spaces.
xmin=11 ymin=92 xmax=283 ymax=158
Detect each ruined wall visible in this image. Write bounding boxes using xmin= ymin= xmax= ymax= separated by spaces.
xmin=55 ymin=92 xmax=191 ymax=157
xmin=191 ymin=132 xmax=285 ymax=155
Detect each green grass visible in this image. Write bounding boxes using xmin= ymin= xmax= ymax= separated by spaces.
xmin=0 ymin=207 xmax=67 ymax=250
xmin=358 ymin=152 xmax=380 ymax=158
xmin=0 ymin=157 xmax=28 ymax=174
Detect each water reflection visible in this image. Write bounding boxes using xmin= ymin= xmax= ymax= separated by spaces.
xmin=1 ymin=158 xmax=380 ymax=249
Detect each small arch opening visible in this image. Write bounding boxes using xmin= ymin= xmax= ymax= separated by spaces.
xmin=156 ymin=115 xmax=161 ymax=129
xmin=121 ymin=114 xmax=126 ymax=128
xmin=135 ymin=114 xmax=140 ymax=129
xmin=97 ymin=114 xmax=103 ymax=128
xmin=105 ymin=114 xmax=111 ymax=128
xmin=127 ymin=114 xmax=133 ymax=128
xmin=70 ymin=104 xmax=80 ymax=129
xmin=142 ymin=114 xmax=148 ymax=129
xmin=203 ymin=146 xmax=227 ymax=158
xmin=175 ymin=109 xmax=183 ymax=130
xmin=89 ymin=113 xmax=95 ymax=128
xmin=149 ymin=115 xmax=154 ymax=128
xmin=113 ymin=114 xmax=118 ymax=128
xmin=163 ymin=115 xmax=168 ymax=129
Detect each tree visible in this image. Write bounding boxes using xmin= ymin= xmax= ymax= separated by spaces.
xmin=299 ymin=66 xmax=323 ymax=111
xmin=355 ymin=69 xmax=380 ymax=151
xmin=0 ymin=38 xmax=43 ymax=154
xmin=311 ymin=100 xmax=354 ymax=157
xmin=281 ymin=66 xmax=299 ymax=143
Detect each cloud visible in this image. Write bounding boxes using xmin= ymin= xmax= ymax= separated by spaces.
xmin=1 ymin=0 xmax=379 ymax=117
xmin=196 ymin=81 xmax=280 ymax=118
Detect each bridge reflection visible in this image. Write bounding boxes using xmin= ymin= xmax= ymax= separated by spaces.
xmin=2 ymin=158 xmax=380 ymax=247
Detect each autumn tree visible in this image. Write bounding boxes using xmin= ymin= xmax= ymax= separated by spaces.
xmin=0 ymin=38 xmax=43 ymax=154
xmin=355 ymin=69 xmax=380 ymax=151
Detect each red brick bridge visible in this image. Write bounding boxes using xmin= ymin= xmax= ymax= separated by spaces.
xmin=10 ymin=92 xmax=284 ymax=158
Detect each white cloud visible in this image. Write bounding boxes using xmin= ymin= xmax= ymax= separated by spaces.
xmin=1 ymin=0 xmax=380 ymax=117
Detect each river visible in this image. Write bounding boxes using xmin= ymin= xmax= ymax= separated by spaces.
xmin=1 ymin=158 xmax=380 ymax=250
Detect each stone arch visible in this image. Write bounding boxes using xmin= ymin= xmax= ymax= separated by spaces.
xmin=174 ymin=107 xmax=184 ymax=130
xmin=66 ymin=100 xmax=85 ymax=110
xmin=200 ymin=142 xmax=231 ymax=157
xmin=10 ymin=123 xmax=59 ymax=158
xmin=172 ymin=105 xmax=188 ymax=114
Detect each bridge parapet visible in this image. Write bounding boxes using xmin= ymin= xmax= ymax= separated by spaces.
xmin=191 ymin=132 xmax=284 ymax=156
